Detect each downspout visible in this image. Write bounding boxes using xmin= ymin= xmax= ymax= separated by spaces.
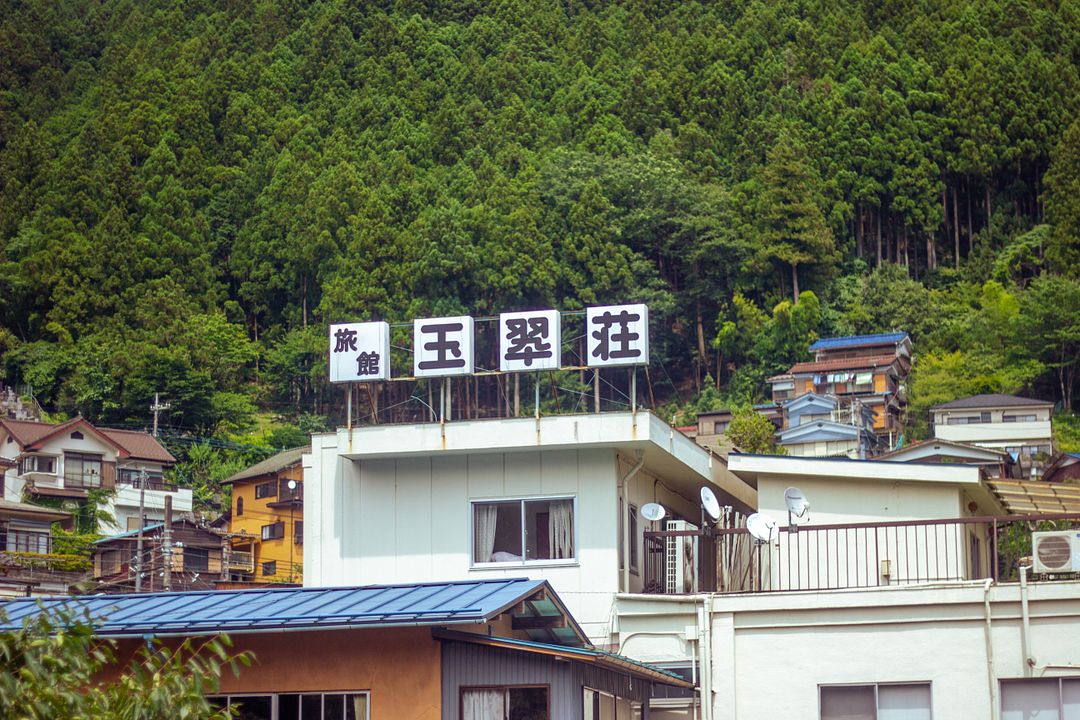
xmin=983 ymin=578 xmax=997 ymax=719
xmin=699 ymin=595 xmax=714 ymax=720
xmin=1020 ymin=565 xmax=1035 ymax=675
xmin=620 ymin=451 xmax=645 ymax=594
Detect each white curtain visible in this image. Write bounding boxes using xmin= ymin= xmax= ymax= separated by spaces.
xmin=463 ymin=689 xmax=504 ymax=720
xmin=549 ymin=500 xmax=574 ymax=559
xmin=474 ymin=505 xmax=498 ymax=563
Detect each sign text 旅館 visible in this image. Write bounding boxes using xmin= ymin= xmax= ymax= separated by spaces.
xmin=328 ymin=304 xmax=649 ymax=383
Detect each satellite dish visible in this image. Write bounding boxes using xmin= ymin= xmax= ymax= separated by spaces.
xmin=700 ymin=487 xmax=722 ymax=522
xmin=785 ymin=487 xmax=810 ymax=518
xmin=640 ymin=503 xmax=667 ymax=522
xmin=746 ymin=513 xmax=779 ymax=544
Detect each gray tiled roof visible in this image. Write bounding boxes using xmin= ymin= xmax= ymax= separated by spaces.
xmin=931 ymin=394 xmax=1054 ymax=411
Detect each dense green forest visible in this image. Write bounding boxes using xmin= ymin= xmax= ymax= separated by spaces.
xmin=1 ymin=0 xmax=1078 ymax=449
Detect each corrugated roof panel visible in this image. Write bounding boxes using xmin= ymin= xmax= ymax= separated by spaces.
xmin=809 ymin=332 xmax=909 ymax=351
xmin=0 ymin=579 xmax=551 ymax=637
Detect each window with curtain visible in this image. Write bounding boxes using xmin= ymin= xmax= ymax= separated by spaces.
xmin=463 ymin=687 xmax=548 ymax=720
xmin=820 ymin=683 xmax=931 ymax=720
xmin=473 ymin=498 xmax=574 ymax=564
xmin=1001 ymin=678 xmax=1080 ymax=720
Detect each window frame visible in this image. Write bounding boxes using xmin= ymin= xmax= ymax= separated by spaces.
xmin=261 ymin=521 xmax=285 ymax=541
xmin=262 ymin=560 xmax=277 ymax=576
xmin=469 ymin=495 xmax=578 ymax=568
xmin=461 ymin=684 xmax=550 ymax=720
xmin=255 ymin=481 xmax=277 ymax=499
xmin=999 ymin=676 xmax=1080 ymax=719
xmin=210 ymin=691 xmax=370 ymax=719
xmin=64 ymin=451 xmax=104 ymax=488
xmin=819 ymin=681 xmax=933 ymax=720
xmin=183 ymin=547 xmax=210 ymax=573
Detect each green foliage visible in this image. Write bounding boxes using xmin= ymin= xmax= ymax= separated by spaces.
xmin=0 ymin=605 xmax=251 ymax=719
xmin=1054 ymin=412 xmax=1080 ymax=453
xmin=725 ymin=407 xmax=785 ymax=455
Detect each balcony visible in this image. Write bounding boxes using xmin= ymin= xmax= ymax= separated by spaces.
xmin=227 ymin=549 xmax=255 ymax=573
xmin=117 ymin=474 xmax=178 ymax=492
xmin=642 ymin=513 xmax=1080 ymax=595
xmin=267 ymin=480 xmax=303 ymax=508
xmin=62 ymin=461 xmax=116 ymax=490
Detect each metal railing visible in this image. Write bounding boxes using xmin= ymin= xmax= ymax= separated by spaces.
xmin=228 ymin=550 xmax=255 ymax=573
xmin=643 ymin=513 xmax=1080 ymax=595
xmin=117 ymin=474 xmax=178 ymax=492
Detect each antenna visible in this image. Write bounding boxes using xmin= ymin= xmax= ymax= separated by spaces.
xmin=700 ymin=486 xmax=721 ymax=525
xmin=784 ymin=487 xmax=811 ymax=533
xmin=640 ymin=503 xmax=667 ymax=522
xmin=746 ymin=513 xmax=779 ymax=545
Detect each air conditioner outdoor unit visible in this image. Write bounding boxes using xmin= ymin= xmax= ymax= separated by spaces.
xmin=665 ymin=520 xmax=698 ymax=594
xmin=1031 ymin=531 xmax=1080 ymax=574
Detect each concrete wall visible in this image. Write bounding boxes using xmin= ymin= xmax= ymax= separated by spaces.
xmin=305 ymin=435 xmax=624 ymax=640
xmin=616 ymin=580 xmax=1080 ymax=720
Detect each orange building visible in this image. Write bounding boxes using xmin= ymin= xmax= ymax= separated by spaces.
xmin=2 ymin=578 xmax=692 ymax=719
xmin=222 ymin=447 xmax=306 ymax=584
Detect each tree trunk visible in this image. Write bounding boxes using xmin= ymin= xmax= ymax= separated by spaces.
xmin=696 ymin=303 xmax=707 ymax=386
xmin=876 ymin=210 xmax=882 ymax=267
xmin=952 ymin=185 xmax=960 ymax=268
xmin=966 ymin=178 xmax=973 ymax=246
xmin=985 ymin=184 xmax=992 ymax=241
xmin=302 ymin=275 xmax=308 ymax=328
xmin=791 ymin=263 xmax=800 ymax=301
xmin=856 ymin=203 xmax=863 ymax=258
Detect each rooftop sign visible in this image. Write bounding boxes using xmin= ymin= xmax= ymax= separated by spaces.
xmin=329 ymin=304 xmax=649 ymax=383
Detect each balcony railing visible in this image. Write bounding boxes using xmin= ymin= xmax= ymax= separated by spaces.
xmin=643 ymin=513 xmax=1080 ymax=595
xmin=117 ymin=474 xmax=178 ymax=492
xmin=227 ymin=550 xmax=255 ymax=573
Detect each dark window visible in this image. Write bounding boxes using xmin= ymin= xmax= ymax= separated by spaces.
xmin=64 ymin=452 xmax=103 ymax=488
xmin=70 ymin=431 xmax=83 ymax=440
xmin=294 ymin=520 xmax=303 ymax=544
xmin=629 ymin=506 xmax=639 ymax=572
xmin=261 ymin=522 xmax=284 ymax=540
xmin=255 ymin=482 xmax=276 ymax=499
xmin=184 ymin=548 xmax=209 ymax=573
xmin=462 ymin=687 xmax=549 ymax=720
xmin=819 ymin=683 xmax=931 ymax=719
xmin=210 ymin=693 xmax=368 ymax=720
xmin=236 ymin=497 xmax=244 ymax=516
xmin=262 ymin=561 xmax=277 ymax=577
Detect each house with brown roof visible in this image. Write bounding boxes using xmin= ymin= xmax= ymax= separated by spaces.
xmin=768 ymin=332 xmax=912 ymax=441
xmin=0 ymin=417 xmax=192 ymax=535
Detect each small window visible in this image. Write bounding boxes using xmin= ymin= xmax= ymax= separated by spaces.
xmin=473 ymin=497 xmax=574 ymax=564
xmin=184 ymin=548 xmax=209 ymax=573
xmin=820 ymin=683 xmax=931 ymax=720
xmin=70 ymin=431 xmax=83 ymax=440
xmin=261 ymin=522 xmax=285 ymax=540
xmin=255 ymin=481 xmax=276 ymax=499
xmin=236 ymin=497 xmax=244 ymax=516
xmin=294 ymin=520 xmax=303 ymax=544
xmin=211 ymin=693 xmax=369 ymax=719
xmin=464 ymin=687 xmax=548 ymax=719
xmin=262 ymin=560 xmax=277 ymax=576
xmin=628 ymin=505 xmax=639 ymax=573
xmin=1001 ymin=677 xmax=1080 ymax=720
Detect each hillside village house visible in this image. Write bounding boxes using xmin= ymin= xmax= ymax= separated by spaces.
xmin=775 ymin=393 xmax=879 ymax=459
xmin=3 ymin=578 xmax=693 ymax=719
xmin=880 ymin=437 xmax=1020 ymax=479
xmin=303 ymin=411 xmax=756 ymax=643
xmin=769 ymin=332 xmax=912 ymax=442
xmin=223 ymin=447 xmax=306 ymax=584
xmin=0 ymin=417 xmax=192 ymax=535
xmin=0 ymin=496 xmax=79 ymax=597
xmin=91 ymin=517 xmax=226 ymax=593
xmin=931 ymin=394 xmax=1055 ymax=477
xmin=304 ymin=404 xmax=1080 ymax=719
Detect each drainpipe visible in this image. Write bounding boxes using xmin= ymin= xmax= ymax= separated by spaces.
xmin=1020 ymin=565 xmax=1034 ymax=675
xmin=700 ymin=595 xmax=714 ymax=720
xmin=620 ymin=451 xmax=645 ymax=594
xmin=983 ymin=578 xmax=997 ymax=719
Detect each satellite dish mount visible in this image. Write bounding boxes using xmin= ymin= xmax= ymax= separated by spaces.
xmin=784 ymin=487 xmax=811 ymax=534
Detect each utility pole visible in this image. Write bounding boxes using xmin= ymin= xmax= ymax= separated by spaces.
xmin=287 ymin=479 xmax=297 ymax=583
xmin=134 ymin=469 xmax=147 ymax=592
xmin=150 ymin=392 xmax=171 ymax=438
xmin=162 ymin=495 xmax=173 ymax=591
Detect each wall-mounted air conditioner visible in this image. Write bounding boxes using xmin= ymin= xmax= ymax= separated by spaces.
xmin=1031 ymin=531 xmax=1080 ymax=574
xmin=665 ymin=520 xmax=698 ymax=593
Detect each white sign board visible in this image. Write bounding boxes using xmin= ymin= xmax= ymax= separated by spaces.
xmin=499 ymin=309 xmax=561 ymax=372
xmin=414 ymin=315 xmax=474 ymax=377
xmin=329 ymin=322 xmax=391 ymax=382
xmin=586 ymin=304 xmax=649 ymax=367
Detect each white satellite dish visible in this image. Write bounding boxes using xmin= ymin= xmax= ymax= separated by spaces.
xmin=784 ymin=487 xmax=810 ymax=518
xmin=700 ymin=487 xmax=722 ymax=522
xmin=746 ymin=513 xmax=779 ymax=544
xmin=640 ymin=503 xmax=667 ymax=522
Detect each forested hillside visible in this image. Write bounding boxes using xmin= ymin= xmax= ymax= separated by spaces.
xmin=1 ymin=0 xmax=1078 ymax=444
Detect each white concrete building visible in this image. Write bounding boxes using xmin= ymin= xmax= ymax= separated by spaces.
xmin=303 ymin=411 xmax=755 ymax=641
xmin=931 ymin=394 xmax=1055 ymax=477
xmin=0 ymin=417 xmax=192 ymax=534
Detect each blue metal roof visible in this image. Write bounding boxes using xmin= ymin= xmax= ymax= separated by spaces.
xmin=92 ymin=524 xmax=164 ymax=544
xmin=809 ymin=332 xmax=909 ymax=351
xmin=0 ymin=578 xmax=554 ymax=638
